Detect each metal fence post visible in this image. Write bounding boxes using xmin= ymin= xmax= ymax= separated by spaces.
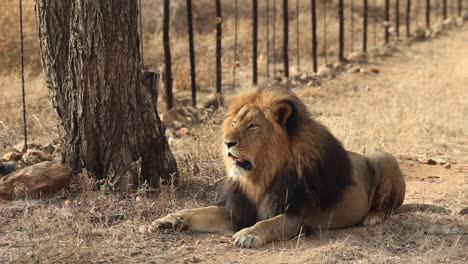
xmin=311 ymin=0 xmax=318 ymax=72
xmin=283 ymin=0 xmax=289 ymax=78
xmin=338 ymin=0 xmax=344 ymax=61
xmin=163 ymin=0 xmax=174 ymax=110
xmin=363 ymin=0 xmax=368 ymax=52
xmin=406 ymin=0 xmax=411 ymax=37
xmin=426 ymin=0 xmax=430 ymax=30
xmin=252 ymin=0 xmax=258 ymax=85
xmin=385 ymin=0 xmax=390 ymax=44
xmin=215 ymin=0 xmax=222 ymax=93
xmin=396 ymin=0 xmax=400 ymax=39
xmin=186 ymin=0 xmax=196 ymax=107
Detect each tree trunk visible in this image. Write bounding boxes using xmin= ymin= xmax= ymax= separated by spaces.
xmin=34 ymin=1 xmax=178 ymax=191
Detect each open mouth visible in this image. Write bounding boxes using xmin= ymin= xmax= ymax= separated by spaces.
xmin=228 ymin=152 xmax=253 ymax=171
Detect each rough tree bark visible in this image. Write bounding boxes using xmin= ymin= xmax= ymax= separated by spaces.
xmin=34 ymin=1 xmax=178 ymax=191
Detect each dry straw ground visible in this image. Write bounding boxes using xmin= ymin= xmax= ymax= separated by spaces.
xmin=1 ymin=1 xmax=467 ymax=263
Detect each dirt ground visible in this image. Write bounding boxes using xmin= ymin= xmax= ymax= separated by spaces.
xmin=1 ymin=23 xmax=468 ymax=264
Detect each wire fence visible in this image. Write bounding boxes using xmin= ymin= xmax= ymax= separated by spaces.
xmin=146 ymin=0 xmax=467 ymax=109
xmin=1 ymin=0 xmax=467 ymax=149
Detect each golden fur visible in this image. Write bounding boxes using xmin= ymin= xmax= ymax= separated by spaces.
xmin=147 ymin=85 xmax=406 ymax=248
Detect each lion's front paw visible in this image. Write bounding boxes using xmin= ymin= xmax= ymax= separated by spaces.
xmin=148 ymin=213 xmax=186 ymax=232
xmin=233 ymin=229 xmax=265 ymax=248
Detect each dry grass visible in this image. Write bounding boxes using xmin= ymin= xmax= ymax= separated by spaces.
xmin=1 ymin=1 xmax=467 ymax=263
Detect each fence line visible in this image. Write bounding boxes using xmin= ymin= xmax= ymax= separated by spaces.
xmin=4 ymin=0 xmax=468 ymax=152
xmin=407 ymin=0 xmax=411 ymax=37
xmin=252 ymin=0 xmax=258 ymax=85
xmin=282 ymin=0 xmax=289 ymax=78
xmin=215 ymin=0 xmax=222 ymax=94
xmin=338 ymin=0 xmax=344 ymax=61
xmin=19 ymin=0 xmax=28 ymax=152
xmin=363 ymin=0 xmax=368 ymax=52
xmin=295 ymin=0 xmax=300 ymax=71
xmin=162 ymin=0 xmax=173 ymax=110
xmin=232 ymin=0 xmax=238 ymax=88
xmin=311 ymin=0 xmax=317 ymax=72
xmin=396 ymin=0 xmax=400 ymax=39
xmin=186 ymin=0 xmax=196 ymax=107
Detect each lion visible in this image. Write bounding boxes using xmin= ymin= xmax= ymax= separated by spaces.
xmin=147 ymin=85 xmax=406 ymax=248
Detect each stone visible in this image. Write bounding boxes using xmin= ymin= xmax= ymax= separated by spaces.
xmin=176 ymin=127 xmax=190 ymax=137
xmin=0 ymin=161 xmax=21 ymax=176
xmin=162 ymin=108 xmax=180 ymax=127
xmin=26 ymin=150 xmax=54 ymax=162
xmin=346 ymin=51 xmax=366 ymax=63
xmin=0 ymin=161 xmax=72 ymax=200
xmin=317 ymin=64 xmax=335 ymax=79
xmin=370 ymin=68 xmax=380 ymax=74
xmin=12 ymin=142 xmax=40 ymax=153
xmin=413 ymin=27 xmax=426 ymax=41
xmin=203 ymin=93 xmax=224 ymax=109
xmin=348 ymin=66 xmax=361 ymax=73
xmin=2 ymin=152 xmax=23 ymax=161
xmin=43 ymin=143 xmax=55 ymax=154
xmin=173 ymin=120 xmax=184 ymax=130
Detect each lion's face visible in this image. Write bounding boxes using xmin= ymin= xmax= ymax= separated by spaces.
xmin=222 ymin=96 xmax=294 ymax=180
xmin=223 ymin=104 xmax=274 ymax=177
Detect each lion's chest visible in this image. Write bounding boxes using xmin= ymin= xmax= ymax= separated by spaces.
xmin=217 ymin=166 xmax=308 ymax=231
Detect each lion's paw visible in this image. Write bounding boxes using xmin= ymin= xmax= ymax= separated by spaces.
xmin=233 ymin=229 xmax=265 ymax=248
xmin=362 ymin=212 xmax=385 ymax=226
xmin=148 ymin=213 xmax=186 ymax=232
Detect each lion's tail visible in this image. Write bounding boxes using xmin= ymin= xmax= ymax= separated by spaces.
xmin=394 ymin=203 xmax=451 ymax=214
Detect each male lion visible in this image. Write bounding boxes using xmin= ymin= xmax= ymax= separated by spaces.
xmin=148 ymin=86 xmax=405 ymax=248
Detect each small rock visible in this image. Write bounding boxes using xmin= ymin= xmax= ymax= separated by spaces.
xmin=176 ymin=127 xmax=190 ymax=137
xmin=54 ymin=145 xmax=62 ymax=154
xmin=332 ymin=62 xmax=344 ymax=71
xmin=139 ymin=225 xmax=149 ymax=234
xmin=26 ymin=150 xmax=54 ymax=162
xmin=346 ymin=51 xmax=366 ymax=63
xmin=43 ymin=143 xmax=55 ymax=154
xmin=173 ymin=120 xmax=184 ymax=130
xmin=359 ymin=68 xmax=368 ymax=74
xmin=317 ymin=64 xmax=335 ymax=79
xmin=348 ymin=66 xmax=361 ymax=73
xmin=203 ymin=93 xmax=224 ymax=109
xmin=0 ymin=161 xmax=71 ymax=200
xmin=12 ymin=142 xmax=40 ymax=153
xmin=413 ymin=27 xmax=427 ymax=41
xmin=2 ymin=152 xmax=23 ymax=161
xmin=444 ymin=163 xmax=451 ymax=169
xmin=64 ymin=199 xmax=72 ymax=207
xmin=370 ymin=68 xmax=380 ymax=74
xmin=0 ymin=161 xmax=20 ymax=176
xmin=417 ymin=157 xmax=446 ymax=165
xmin=460 ymin=208 xmax=468 ymax=215
xmin=191 ymin=256 xmax=202 ymax=263
xmin=442 ymin=18 xmax=454 ymax=28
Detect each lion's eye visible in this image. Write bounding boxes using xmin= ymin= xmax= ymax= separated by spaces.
xmin=248 ymin=123 xmax=258 ymax=129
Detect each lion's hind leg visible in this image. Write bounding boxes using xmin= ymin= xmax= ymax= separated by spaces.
xmin=363 ymin=152 xmax=406 ymax=226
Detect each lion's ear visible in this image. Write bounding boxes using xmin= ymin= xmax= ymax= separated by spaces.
xmin=274 ymin=101 xmax=293 ymax=128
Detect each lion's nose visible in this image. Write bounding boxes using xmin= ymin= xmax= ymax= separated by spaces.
xmin=225 ymin=141 xmax=238 ymax=148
